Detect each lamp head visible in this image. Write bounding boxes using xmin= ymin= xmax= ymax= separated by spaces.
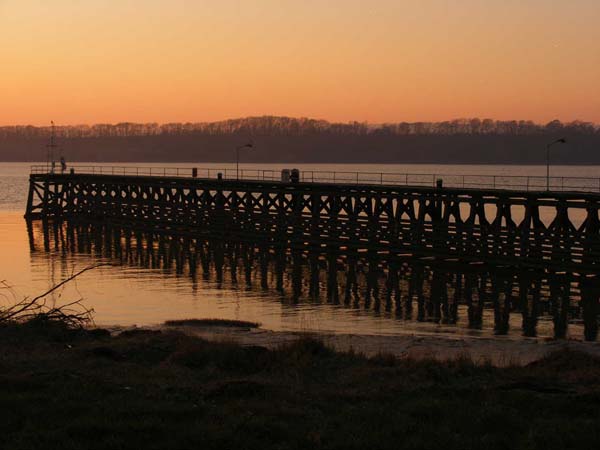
xmin=548 ymin=138 xmax=566 ymax=147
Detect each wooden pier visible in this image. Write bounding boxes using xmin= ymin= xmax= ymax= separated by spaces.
xmin=25 ymin=170 xmax=600 ymax=275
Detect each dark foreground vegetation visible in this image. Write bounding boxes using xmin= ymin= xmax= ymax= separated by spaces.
xmin=1 ymin=318 xmax=600 ymax=450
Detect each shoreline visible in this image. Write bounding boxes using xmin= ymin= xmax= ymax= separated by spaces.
xmin=3 ymin=317 xmax=600 ymax=448
xmin=105 ymin=322 xmax=600 ymax=367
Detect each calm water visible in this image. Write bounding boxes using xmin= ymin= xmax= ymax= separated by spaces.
xmin=1 ymin=162 xmax=599 ymax=338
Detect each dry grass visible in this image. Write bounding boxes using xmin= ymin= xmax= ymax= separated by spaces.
xmin=1 ymin=317 xmax=600 ymax=450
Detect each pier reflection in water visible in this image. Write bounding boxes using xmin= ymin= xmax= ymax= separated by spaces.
xmin=28 ymin=219 xmax=599 ymax=341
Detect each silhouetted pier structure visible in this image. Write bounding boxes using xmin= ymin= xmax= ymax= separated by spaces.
xmin=25 ymin=166 xmax=600 ymax=339
xmin=25 ymin=167 xmax=600 ymax=271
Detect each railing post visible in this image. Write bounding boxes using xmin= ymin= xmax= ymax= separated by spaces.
xmin=493 ymin=176 xmax=496 ymax=189
xmin=380 ymin=173 xmax=383 ymax=184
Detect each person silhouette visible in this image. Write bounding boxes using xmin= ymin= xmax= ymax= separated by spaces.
xmin=60 ymin=156 xmax=67 ymax=174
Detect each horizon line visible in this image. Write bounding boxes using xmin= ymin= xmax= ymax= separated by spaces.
xmin=1 ymin=116 xmax=599 ymax=128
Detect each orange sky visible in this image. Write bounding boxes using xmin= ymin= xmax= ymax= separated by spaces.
xmin=1 ymin=0 xmax=599 ymax=125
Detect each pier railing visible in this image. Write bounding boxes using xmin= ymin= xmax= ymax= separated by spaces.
xmin=30 ymin=164 xmax=600 ymax=193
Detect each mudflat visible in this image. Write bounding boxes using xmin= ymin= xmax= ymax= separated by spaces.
xmin=157 ymin=321 xmax=600 ymax=367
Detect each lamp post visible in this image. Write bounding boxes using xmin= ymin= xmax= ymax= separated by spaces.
xmin=546 ymin=138 xmax=566 ymax=191
xmin=236 ymin=142 xmax=253 ymax=180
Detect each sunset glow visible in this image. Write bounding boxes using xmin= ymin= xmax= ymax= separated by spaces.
xmin=1 ymin=0 xmax=599 ymax=125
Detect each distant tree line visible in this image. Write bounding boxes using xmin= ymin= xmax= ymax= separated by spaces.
xmin=1 ymin=116 xmax=598 ymax=139
xmin=2 ymin=116 xmax=599 ymax=164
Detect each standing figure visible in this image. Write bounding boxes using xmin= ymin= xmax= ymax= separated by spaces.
xmin=60 ymin=156 xmax=67 ymax=174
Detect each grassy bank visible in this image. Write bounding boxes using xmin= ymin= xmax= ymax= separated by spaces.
xmin=1 ymin=319 xmax=600 ymax=450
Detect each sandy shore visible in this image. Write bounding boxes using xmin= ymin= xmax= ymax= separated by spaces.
xmin=105 ymin=323 xmax=600 ymax=367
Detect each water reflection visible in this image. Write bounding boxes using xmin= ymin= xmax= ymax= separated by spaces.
xmin=28 ymin=219 xmax=599 ymax=340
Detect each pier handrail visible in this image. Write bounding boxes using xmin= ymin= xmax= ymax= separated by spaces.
xmin=30 ymin=164 xmax=600 ymax=193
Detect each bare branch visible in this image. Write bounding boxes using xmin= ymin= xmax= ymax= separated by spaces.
xmin=30 ymin=264 xmax=111 ymax=303
xmin=0 ymin=264 xmax=109 ymax=328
